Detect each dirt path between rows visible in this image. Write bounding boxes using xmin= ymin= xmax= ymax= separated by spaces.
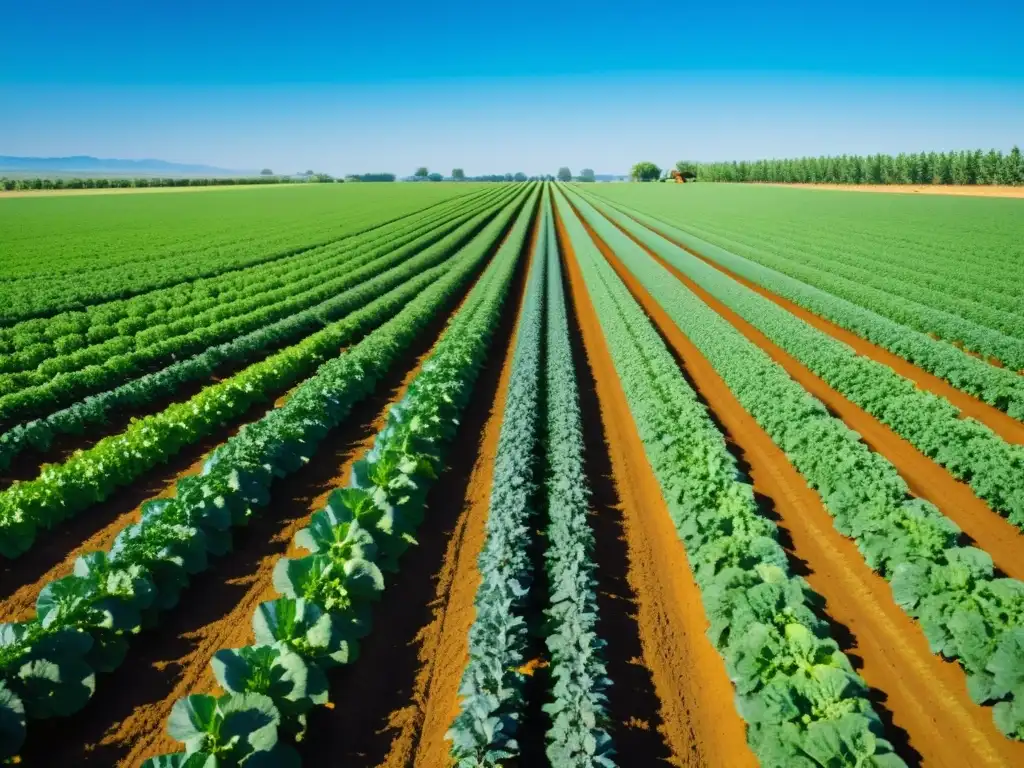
xmin=580 ymin=214 xmax=1024 ymax=767
xmin=612 ymin=208 xmax=1024 ymax=444
xmin=614 ymin=219 xmax=1024 ymax=580
xmin=754 ymin=183 xmax=1024 ymax=199
xmin=558 ymin=207 xmax=756 ymax=768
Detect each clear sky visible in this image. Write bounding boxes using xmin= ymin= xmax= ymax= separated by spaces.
xmin=2 ymin=0 xmax=1022 ymax=176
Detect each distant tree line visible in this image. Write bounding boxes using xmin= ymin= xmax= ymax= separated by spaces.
xmin=0 ymin=175 xmax=329 ymax=192
xmin=684 ymin=147 xmax=1024 ymax=186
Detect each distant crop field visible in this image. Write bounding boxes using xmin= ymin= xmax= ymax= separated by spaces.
xmin=1 ymin=181 xmax=1022 ymax=768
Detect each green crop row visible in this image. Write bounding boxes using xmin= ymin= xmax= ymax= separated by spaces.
xmin=595 ymin=198 xmax=1024 ymax=420
xmin=0 ymin=191 xmax=524 ymax=559
xmin=139 ymin=187 xmax=538 ymax=768
xmin=447 ymin=188 xmax=548 ymax=764
xmin=552 ymin=186 xmax=904 ymax=766
xmin=560 ymin=186 xmax=1024 ymax=742
xmin=537 ymin=191 xmax=615 ymax=766
xmin=0 ymin=186 xmax=533 ymax=763
xmin=575 ymin=190 xmax=1024 ymax=530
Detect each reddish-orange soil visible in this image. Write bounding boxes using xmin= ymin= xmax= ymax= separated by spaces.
xmin=574 ymin=206 xmax=1024 ymax=767
xmin=594 ymin=206 xmax=1024 ymax=579
xmin=755 ymin=183 xmax=1024 ymax=199
xmin=557 ymin=206 xmax=757 ymax=768
xmin=625 ymin=212 xmax=1024 ymax=444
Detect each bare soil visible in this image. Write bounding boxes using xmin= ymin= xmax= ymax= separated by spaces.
xmin=558 ymin=206 xmax=757 ymax=767
xmin=756 ymin=183 xmax=1024 ymax=199
xmin=581 ymin=208 xmax=1024 ymax=767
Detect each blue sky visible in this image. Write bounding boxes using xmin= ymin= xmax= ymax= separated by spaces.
xmin=2 ymin=0 xmax=1022 ymax=175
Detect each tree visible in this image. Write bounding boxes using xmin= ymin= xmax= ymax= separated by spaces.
xmin=452 ymin=168 xmax=465 ymax=180
xmin=260 ymin=168 xmax=274 ymax=176
xmin=579 ymin=168 xmax=595 ymax=182
xmin=557 ymin=167 xmax=572 ymax=182
xmin=504 ymin=173 xmax=514 ymax=182
xmin=414 ymin=167 xmax=429 ymax=179
xmin=513 ymin=172 xmax=528 ymax=182
xmin=427 ymin=172 xmax=443 ymax=182
xmin=630 ymin=161 xmax=661 ymax=182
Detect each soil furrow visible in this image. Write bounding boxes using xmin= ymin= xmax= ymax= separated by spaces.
xmin=597 ymin=206 xmax=1024 ymax=579
xmin=577 ymin=214 xmax=1024 ymax=767
xmin=557 ymin=206 xmax=757 ymax=768
xmin=609 ymin=203 xmax=1024 ymax=442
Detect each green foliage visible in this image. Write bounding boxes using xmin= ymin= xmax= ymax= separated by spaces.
xmin=453 ymin=168 xmax=466 ymax=180
xmin=629 ymin=161 xmax=661 ymax=182
xmin=578 ymin=168 xmax=595 ymax=182
xmin=689 ymin=148 xmax=1024 ymax=185
xmin=557 ymin=167 xmax=572 ymax=182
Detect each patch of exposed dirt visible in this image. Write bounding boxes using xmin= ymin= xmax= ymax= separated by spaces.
xmin=557 ymin=205 xmax=757 ymax=768
xmin=579 ymin=208 xmax=1024 ymax=767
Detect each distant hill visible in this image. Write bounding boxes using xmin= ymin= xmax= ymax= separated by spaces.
xmin=0 ymin=155 xmax=249 ymax=176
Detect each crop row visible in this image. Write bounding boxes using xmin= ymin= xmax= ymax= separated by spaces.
xmin=552 ymin=187 xmax=905 ymax=766
xmin=0 ymin=184 xmax=483 ymax=324
xmin=0 ymin=189 xmax=508 ymax=413
xmin=597 ymin=199 xmax=1024 ymax=420
xmin=0 ymin=186 xmax=534 ymax=762
xmin=577 ymin=191 xmax=1024 ymax=530
xmin=140 ymin=186 xmax=539 ymax=768
xmin=0 ymin=190 xmax=526 ymax=559
xmin=447 ymin=190 xmax=547 ymax=764
xmin=561 ymin=186 xmax=1024 ymax=741
xmin=0 ymin=187 xmax=503 ymax=363
xmin=537 ymin=191 xmax=614 ymax=765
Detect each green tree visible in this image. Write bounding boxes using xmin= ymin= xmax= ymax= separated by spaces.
xmin=513 ymin=172 xmax=528 ymax=182
xmin=630 ymin=161 xmax=661 ymax=182
xmin=1000 ymin=146 xmax=1023 ymax=185
xmin=557 ymin=167 xmax=572 ymax=182
xmin=427 ymin=172 xmax=443 ymax=182
xmin=414 ymin=167 xmax=429 ymax=179
xmin=259 ymin=168 xmax=274 ymax=176
xmin=578 ymin=168 xmax=596 ymax=182
xmin=452 ymin=168 xmax=465 ymax=180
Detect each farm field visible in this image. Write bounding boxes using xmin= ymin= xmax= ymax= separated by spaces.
xmin=0 ymin=180 xmax=1022 ymax=768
